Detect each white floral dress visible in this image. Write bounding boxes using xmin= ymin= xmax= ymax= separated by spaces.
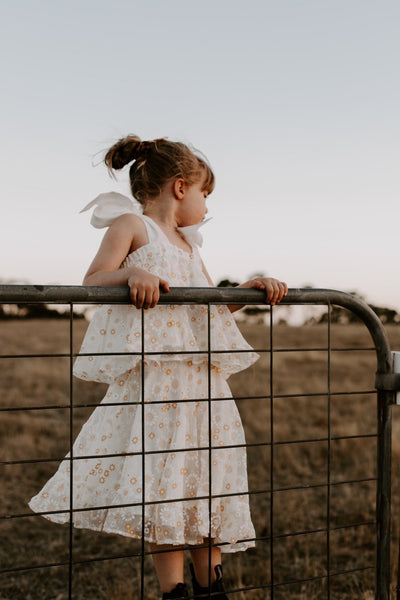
xmin=29 ymin=195 xmax=258 ymax=552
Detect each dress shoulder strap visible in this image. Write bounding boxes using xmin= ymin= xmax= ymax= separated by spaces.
xmin=140 ymin=215 xmax=162 ymax=243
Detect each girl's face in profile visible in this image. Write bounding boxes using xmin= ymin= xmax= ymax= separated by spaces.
xmin=178 ymin=178 xmax=209 ymax=226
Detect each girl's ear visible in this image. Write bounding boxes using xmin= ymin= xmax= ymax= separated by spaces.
xmin=173 ymin=178 xmax=186 ymax=200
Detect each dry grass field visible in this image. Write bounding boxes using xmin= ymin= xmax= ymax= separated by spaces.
xmin=0 ymin=311 xmax=399 ymax=600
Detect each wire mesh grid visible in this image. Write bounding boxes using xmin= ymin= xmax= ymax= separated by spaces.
xmin=0 ymin=287 xmax=394 ymax=600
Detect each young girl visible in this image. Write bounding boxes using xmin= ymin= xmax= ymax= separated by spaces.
xmin=29 ymin=135 xmax=287 ymax=599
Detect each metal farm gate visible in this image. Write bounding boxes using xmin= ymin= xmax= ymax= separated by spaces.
xmin=0 ymin=285 xmax=397 ymax=600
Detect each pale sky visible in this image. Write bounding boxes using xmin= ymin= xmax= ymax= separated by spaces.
xmin=1 ymin=0 xmax=399 ymax=311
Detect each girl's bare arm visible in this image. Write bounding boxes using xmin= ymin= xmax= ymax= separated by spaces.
xmin=83 ymin=214 xmax=169 ymax=308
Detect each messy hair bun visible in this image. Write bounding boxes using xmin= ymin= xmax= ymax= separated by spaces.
xmin=105 ymin=135 xmax=151 ymax=170
xmin=104 ymin=134 xmax=215 ymax=205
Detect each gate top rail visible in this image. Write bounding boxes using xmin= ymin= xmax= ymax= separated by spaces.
xmin=0 ymin=284 xmax=393 ymax=382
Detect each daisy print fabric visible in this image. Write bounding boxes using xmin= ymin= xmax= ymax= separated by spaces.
xmin=29 ymin=212 xmax=258 ymax=552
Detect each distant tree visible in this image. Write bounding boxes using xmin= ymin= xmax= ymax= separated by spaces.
xmin=311 ymin=295 xmax=399 ymax=326
xmin=216 ymin=275 xmax=272 ymax=317
xmin=0 ymin=303 xmax=85 ymax=320
xmin=242 ymin=305 xmax=270 ymax=316
xmin=369 ymin=305 xmax=400 ymax=325
xmin=0 ymin=278 xmax=85 ymax=319
xmin=217 ymin=278 xmax=239 ymax=288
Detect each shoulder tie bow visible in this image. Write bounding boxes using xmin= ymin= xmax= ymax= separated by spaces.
xmin=79 ymin=192 xmax=141 ymax=228
xmin=177 ymin=219 xmax=211 ymax=248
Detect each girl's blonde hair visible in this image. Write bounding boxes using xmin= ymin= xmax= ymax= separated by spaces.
xmin=104 ymin=135 xmax=215 ymax=205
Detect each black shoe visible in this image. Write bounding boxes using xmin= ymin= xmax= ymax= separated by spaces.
xmin=190 ymin=563 xmax=228 ymax=600
xmin=162 ymin=582 xmax=189 ymax=600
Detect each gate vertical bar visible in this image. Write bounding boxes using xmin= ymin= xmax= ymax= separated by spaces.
xmin=376 ymin=388 xmax=392 ymax=600
xmin=207 ymin=302 xmax=212 ymax=596
xmin=141 ymin=307 xmax=145 ymax=600
xmin=68 ymin=302 xmax=74 ymax=600
xmin=326 ymin=303 xmax=331 ymax=599
xmin=269 ymin=306 xmax=274 ymax=598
